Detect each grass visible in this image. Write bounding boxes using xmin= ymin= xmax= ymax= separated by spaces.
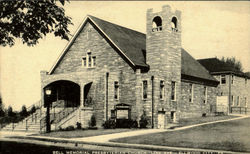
xmin=37 ymin=128 xmax=136 ymax=138
xmin=36 ymin=115 xmax=238 ymax=138
xmin=112 ymin=117 xmax=250 ymax=152
xmin=176 ymin=115 xmax=238 ymax=128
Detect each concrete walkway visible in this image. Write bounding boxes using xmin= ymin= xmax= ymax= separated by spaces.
xmin=1 ymin=114 xmax=249 ymax=153
xmin=73 ymin=114 xmax=249 ymax=143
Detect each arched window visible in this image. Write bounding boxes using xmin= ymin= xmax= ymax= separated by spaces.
xmin=171 ymin=17 xmax=178 ymax=32
xmin=152 ymin=16 xmax=162 ymax=32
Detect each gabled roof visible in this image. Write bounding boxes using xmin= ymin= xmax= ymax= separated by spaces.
xmin=89 ymin=15 xmax=147 ymax=67
xmin=49 ymin=15 xmax=147 ymax=74
xmin=48 ymin=15 xmax=218 ymax=84
xmin=198 ymin=58 xmax=248 ymax=78
xmin=181 ymin=49 xmax=218 ymax=83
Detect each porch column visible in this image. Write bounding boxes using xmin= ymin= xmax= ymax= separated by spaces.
xmin=80 ymin=84 xmax=84 ymax=107
xmin=41 ymin=89 xmax=44 ymax=116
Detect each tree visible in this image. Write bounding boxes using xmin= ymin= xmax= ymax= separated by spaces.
xmin=0 ymin=0 xmax=73 ymax=47
xmin=0 ymin=94 xmax=5 ymax=117
xmin=29 ymin=105 xmax=36 ymax=114
xmin=20 ymin=105 xmax=28 ymax=117
xmin=88 ymin=114 xmax=96 ymax=128
xmin=221 ymin=56 xmax=243 ymax=72
xmin=7 ymin=106 xmax=14 ymax=117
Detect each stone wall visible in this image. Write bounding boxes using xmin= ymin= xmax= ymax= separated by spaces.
xmin=41 ymin=21 xmax=138 ymax=128
xmin=143 ymin=5 xmax=182 ymax=128
xmin=214 ymin=74 xmax=250 ymax=114
xmin=180 ymin=80 xmax=217 ymax=119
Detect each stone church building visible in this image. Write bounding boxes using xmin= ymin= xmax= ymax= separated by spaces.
xmin=40 ymin=5 xmax=220 ymax=130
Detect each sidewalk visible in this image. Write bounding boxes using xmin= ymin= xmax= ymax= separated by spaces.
xmin=73 ymin=114 xmax=249 ymax=142
xmin=1 ymin=114 xmax=249 ymax=153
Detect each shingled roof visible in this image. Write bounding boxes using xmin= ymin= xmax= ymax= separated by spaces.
xmin=198 ymin=58 xmax=249 ymax=78
xmin=181 ymin=49 xmax=217 ymax=82
xmin=89 ymin=15 xmax=147 ymax=67
xmin=49 ymin=15 xmax=218 ymax=84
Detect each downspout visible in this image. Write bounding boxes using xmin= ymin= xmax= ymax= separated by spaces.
xmin=151 ymin=76 xmax=154 ymax=128
xmin=106 ymin=72 xmax=109 ymax=121
xmin=229 ymin=73 xmax=232 ymax=114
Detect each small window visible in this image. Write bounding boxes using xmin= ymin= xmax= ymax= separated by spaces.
xmin=82 ymin=57 xmax=86 ymax=67
xmin=204 ymin=86 xmax=207 ymax=104
xmin=111 ymin=110 xmax=116 ymax=119
xmin=189 ymin=84 xmax=193 ymax=103
xmin=87 ymin=52 xmax=92 ymax=67
xmin=171 ymin=111 xmax=176 ymax=123
xmin=171 ymin=17 xmax=178 ymax=32
xmin=160 ymin=80 xmax=165 ymax=100
xmin=221 ymin=75 xmax=226 ymax=84
xmin=171 ymin=81 xmax=176 ymax=101
xmin=142 ymin=80 xmax=148 ymax=100
xmin=237 ymin=96 xmax=240 ymax=106
xmin=231 ymin=75 xmax=234 ymax=84
xmin=92 ymin=56 xmax=96 ymax=67
xmin=114 ymin=81 xmax=119 ymax=100
xmin=152 ymin=16 xmax=162 ymax=32
xmin=84 ymin=51 xmax=96 ymax=68
xmin=231 ymin=95 xmax=234 ymax=106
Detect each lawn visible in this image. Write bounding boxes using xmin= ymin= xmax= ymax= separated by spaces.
xmin=37 ymin=115 xmax=238 ymax=138
xmin=177 ymin=115 xmax=238 ymax=128
xmin=37 ymin=128 xmax=136 ymax=138
xmin=112 ymin=117 xmax=250 ymax=152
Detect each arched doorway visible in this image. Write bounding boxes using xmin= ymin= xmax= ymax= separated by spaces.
xmin=44 ymin=80 xmax=80 ymax=108
xmin=43 ymin=80 xmax=80 ymax=132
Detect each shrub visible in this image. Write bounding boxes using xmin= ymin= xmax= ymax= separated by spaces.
xmin=116 ymin=119 xmax=138 ymax=128
xmin=139 ymin=111 xmax=149 ymax=128
xmin=76 ymin=122 xmax=82 ymax=129
xmin=29 ymin=105 xmax=36 ymax=114
xmin=58 ymin=126 xmax=63 ymax=131
xmin=131 ymin=120 xmax=138 ymax=128
xmin=102 ymin=119 xmax=116 ymax=129
xmin=88 ymin=115 xmax=96 ymax=128
xmin=20 ymin=105 xmax=28 ymax=117
xmin=65 ymin=125 xmax=75 ymax=131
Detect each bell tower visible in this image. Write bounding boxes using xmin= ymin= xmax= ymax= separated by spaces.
xmin=146 ymin=5 xmax=182 ymax=75
xmin=146 ymin=5 xmax=182 ymax=127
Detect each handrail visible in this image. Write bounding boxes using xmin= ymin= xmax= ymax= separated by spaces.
xmin=40 ymin=106 xmax=79 ymax=131
xmin=53 ymin=107 xmax=78 ymax=124
xmin=231 ymin=106 xmax=247 ymax=114
xmin=27 ymin=100 xmax=41 ymax=111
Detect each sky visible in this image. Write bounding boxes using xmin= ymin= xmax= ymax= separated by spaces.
xmin=0 ymin=1 xmax=249 ymax=111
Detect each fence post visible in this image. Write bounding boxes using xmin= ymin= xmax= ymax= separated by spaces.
xmin=26 ymin=119 xmax=28 ymax=131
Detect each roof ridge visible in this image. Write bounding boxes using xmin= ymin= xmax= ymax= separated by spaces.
xmin=197 ymin=57 xmax=218 ymax=61
xmin=87 ymin=15 xmax=146 ymax=36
